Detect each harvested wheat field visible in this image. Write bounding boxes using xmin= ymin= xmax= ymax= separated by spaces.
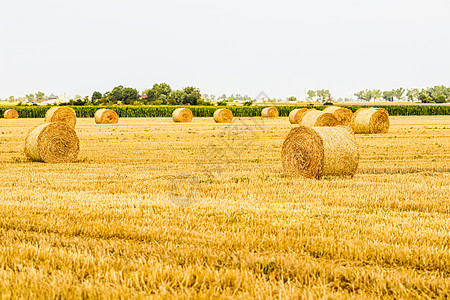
xmin=0 ymin=116 xmax=449 ymax=298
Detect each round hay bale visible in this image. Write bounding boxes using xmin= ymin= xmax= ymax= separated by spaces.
xmin=289 ymin=108 xmax=308 ymax=124
xmin=351 ymin=108 xmax=389 ymax=134
xmin=281 ymin=126 xmax=359 ymax=179
xmin=261 ymin=106 xmax=279 ymax=118
xmin=24 ymin=122 xmax=80 ymax=163
xmin=323 ymin=106 xmax=353 ymax=125
xmin=172 ymin=108 xmax=193 ymax=123
xmin=213 ymin=108 xmax=233 ymax=123
xmin=94 ymin=109 xmax=119 ymax=124
xmin=4 ymin=109 xmax=19 ymax=119
xmin=45 ymin=107 xmax=77 ymax=128
xmin=301 ymin=109 xmax=338 ymax=127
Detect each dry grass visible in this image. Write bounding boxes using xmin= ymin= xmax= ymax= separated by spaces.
xmin=0 ymin=116 xmax=449 ymax=298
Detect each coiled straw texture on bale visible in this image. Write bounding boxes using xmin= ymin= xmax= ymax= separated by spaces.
xmin=25 ymin=122 xmax=80 ymax=163
xmin=281 ymin=126 xmax=359 ymax=179
xmin=213 ymin=108 xmax=233 ymax=123
xmin=261 ymin=107 xmax=279 ymax=118
xmin=323 ymin=106 xmax=353 ymax=125
xmin=94 ymin=109 xmax=119 ymax=124
xmin=301 ymin=109 xmax=338 ymax=127
xmin=4 ymin=109 xmax=19 ymax=119
xmin=45 ymin=107 xmax=77 ymax=128
xmin=172 ymin=108 xmax=193 ymax=123
xmin=351 ymin=108 xmax=390 ymax=134
xmin=289 ymin=108 xmax=308 ymax=124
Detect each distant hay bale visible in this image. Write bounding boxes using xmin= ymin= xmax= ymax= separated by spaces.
xmin=289 ymin=108 xmax=308 ymax=124
xmin=351 ymin=108 xmax=390 ymax=134
xmin=4 ymin=109 xmax=19 ymax=119
xmin=281 ymin=126 xmax=359 ymax=179
xmin=261 ymin=107 xmax=279 ymax=118
xmin=214 ymin=108 xmax=233 ymax=123
xmin=24 ymin=122 xmax=80 ymax=163
xmin=172 ymin=108 xmax=193 ymax=123
xmin=301 ymin=109 xmax=338 ymax=127
xmin=323 ymin=106 xmax=353 ymax=125
xmin=45 ymin=107 xmax=77 ymax=128
xmin=94 ymin=109 xmax=119 ymax=124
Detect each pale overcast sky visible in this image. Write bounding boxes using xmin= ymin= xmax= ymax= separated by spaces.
xmin=0 ymin=0 xmax=449 ymax=100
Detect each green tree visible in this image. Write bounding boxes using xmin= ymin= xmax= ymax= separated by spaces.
xmin=122 ymin=87 xmax=139 ymax=105
xmin=35 ymin=91 xmax=45 ymax=102
xmin=406 ymin=88 xmax=420 ymax=102
xmin=306 ymin=90 xmax=316 ymax=101
xmin=419 ymin=88 xmax=430 ymax=103
xmin=435 ymin=94 xmax=446 ymax=103
xmin=428 ymin=85 xmax=450 ymax=101
xmin=109 ymin=86 xmax=124 ymax=103
xmin=394 ymin=88 xmax=405 ymax=101
xmin=371 ymin=89 xmax=382 ymax=101
xmin=168 ymin=90 xmax=186 ymax=105
xmin=287 ymin=96 xmax=297 ymax=102
xmin=25 ymin=94 xmax=35 ymax=103
xmin=106 ymin=86 xmax=139 ymax=105
xmin=183 ymin=86 xmax=201 ymax=105
xmin=316 ymin=89 xmax=330 ymax=102
xmin=355 ymin=90 xmax=371 ymax=101
xmin=382 ymin=90 xmax=395 ymax=102
xmin=92 ymin=91 xmax=102 ymax=102
xmin=145 ymin=83 xmax=172 ymax=104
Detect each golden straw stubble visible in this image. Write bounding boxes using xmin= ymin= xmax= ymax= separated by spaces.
xmin=282 ymin=126 xmax=359 ymax=179
xmin=172 ymin=108 xmax=193 ymax=123
xmin=289 ymin=108 xmax=308 ymax=124
xmin=323 ymin=106 xmax=353 ymax=125
xmin=301 ymin=109 xmax=338 ymax=127
xmin=4 ymin=109 xmax=19 ymax=119
xmin=94 ymin=109 xmax=119 ymax=124
xmin=214 ymin=108 xmax=233 ymax=123
xmin=351 ymin=107 xmax=390 ymax=134
xmin=45 ymin=107 xmax=77 ymax=128
xmin=261 ymin=107 xmax=279 ymax=118
xmin=25 ymin=122 xmax=80 ymax=163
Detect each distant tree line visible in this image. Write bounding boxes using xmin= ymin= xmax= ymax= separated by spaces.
xmin=306 ymin=90 xmax=332 ymax=102
xmin=88 ymin=84 xmax=203 ymax=106
xmin=3 ymin=84 xmax=450 ymax=105
xmin=354 ymin=86 xmax=450 ymax=103
xmin=305 ymin=86 xmax=450 ymax=103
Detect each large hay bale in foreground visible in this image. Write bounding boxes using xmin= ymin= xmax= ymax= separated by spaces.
xmin=289 ymin=108 xmax=308 ymax=124
xmin=281 ymin=126 xmax=359 ymax=179
xmin=25 ymin=122 xmax=80 ymax=163
xmin=351 ymin=108 xmax=389 ymax=134
xmin=323 ymin=106 xmax=353 ymax=125
xmin=172 ymin=108 xmax=193 ymax=123
xmin=301 ymin=109 xmax=338 ymax=127
xmin=45 ymin=107 xmax=77 ymax=128
xmin=261 ymin=106 xmax=279 ymax=118
xmin=4 ymin=109 xmax=19 ymax=119
xmin=94 ymin=109 xmax=119 ymax=124
xmin=214 ymin=108 xmax=233 ymax=123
